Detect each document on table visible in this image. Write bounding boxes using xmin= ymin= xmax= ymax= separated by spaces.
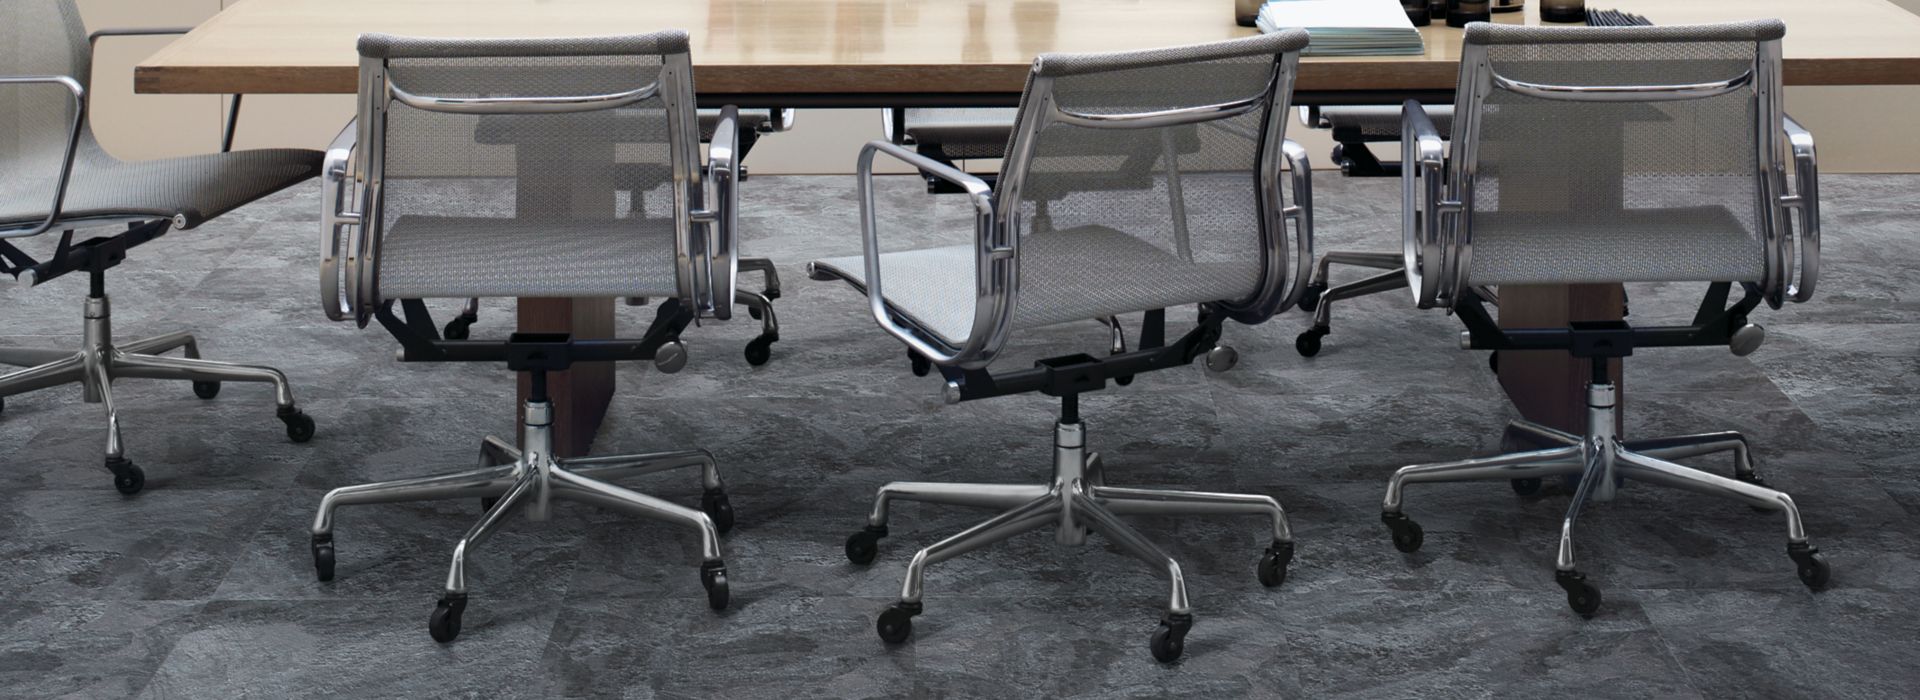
xmin=1256 ymin=0 xmax=1426 ymax=56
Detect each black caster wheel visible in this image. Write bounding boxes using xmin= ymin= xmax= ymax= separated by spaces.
xmin=429 ymin=593 xmax=466 ymax=643
xmin=844 ymin=525 xmax=887 ymax=566
xmin=192 ymin=380 xmax=221 ymax=400
xmin=1789 ymin=543 xmax=1831 ymax=591
xmin=701 ymin=489 xmax=735 ymax=534
xmin=311 ymin=534 xmax=335 ymax=582
xmin=747 ymin=305 xmax=764 ymax=321
xmin=1488 ymin=351 xmax=1500 ymax=374
xmin=908 ymin=351 xmax=931 ymax=377
xmin=107 ymin=457 xmax=144 ymax=495
xmin=744 ymin=335 xmax=775 ymax=367
xmin=876 ymin=601 xmax=920 ymax=645
xmin=279 ymin=408 xmax=316 ymax=443
xmin=480 ymin=496 xmax=499 ymax=512
xmin=442 ymin=315 xmax=475 ymax=341
xmin=701 ymin=562 xmax=730 ymax=611
xmin=1382 ymin=512 xmax=1424 ymax=553
xmin=763 ymin=288 xmax=781 ymax=301
xmin=1295 ymin=327 xmax=1328 ymax=358
xmin=1511 ymin=477 xmax=1542 ymax=496
xmin=1150 ymin=613 xmax=1192 ymax=663
xmin=1556 ymin=570 xmax=1602 ymax=617
xmin=1297 ymin=283 xmax=1325 ymax=312
xmin=1115 ymin=374 xmax=1135 ymax=386
xmin=1257 ymin=541 xmax=1294 ymax=588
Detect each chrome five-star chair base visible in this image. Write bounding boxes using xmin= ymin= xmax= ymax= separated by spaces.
xmin=1293 ymin=250 xmax=1500 ymax=360
xmin=309 ymin=394 xmax=733 ymax=643
xmin=0 ymin=288 xmax=313 ymax=494
xmin=1380 ymin=360 xmax=1830 ymax=617
xmin=845 ymin=397 xmax=1295 ymax=663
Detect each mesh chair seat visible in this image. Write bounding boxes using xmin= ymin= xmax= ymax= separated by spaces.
xmin=1467 ymin=206 xmax=1763 ymax=285
xmin=0 ymin=140 xmax=320 ymax=230
xmin=903 ymin=108 xmax=1018 ymax=159
xmin=377 ymin=215 xmax=679 ymax=299
xmin=814 ymin=224 xmax=1260 ymax=344
xmin=1318 ymin=105 xmax=1455 ymax=140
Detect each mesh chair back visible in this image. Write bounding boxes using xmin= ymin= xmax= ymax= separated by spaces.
xmin=354 ymin=32 xmax=702 ymax=303
xmin=992 ymin=30 xmax=1308 ymax=327
xmin=1 ymin=0 xmax=92 ymax=212
xmin=1452 ymin=21 xmax=1786 ymax=287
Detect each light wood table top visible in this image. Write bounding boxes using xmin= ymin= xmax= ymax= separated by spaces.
xmin=138 ymin=0 xmax=1920 ymax=97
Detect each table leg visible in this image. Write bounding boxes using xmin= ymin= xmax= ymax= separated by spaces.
xmin=1496 ymin=284 xmax=1625 ymax=433
xmin=516 ymin=297 xmax=616 ymax=457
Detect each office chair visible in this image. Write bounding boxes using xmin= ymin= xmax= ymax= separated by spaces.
xmin=0 ymin=0 xmax=320 ymax=493
xmin=311 ymin=31 xmax=741 ymax=642
xmin=812 ymin=30 xmax=1314 ymax=662
xmin=438 ymin=110 xmax=788 ymax=367
xmin=1381 ymin=20 xmax=1827 ymax=616
xmin=1290 ymin=105 xmax=1502 ymax=359
xmin=882 ymin=105 xmax=1211 ymax=376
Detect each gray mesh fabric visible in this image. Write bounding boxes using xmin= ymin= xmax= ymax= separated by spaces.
xmin=1457 ymin=23 xmax=1772 ymax=286
xmin=814 ymin=225 xmax=1259 ymax=344
xmin=0 ymin=1 xmax=320 ymax=231
xmin=1464 ymin=20 xmax=1785 ymax=46
xmin=827 ymin=32 xmax=1303 ymax=347
xmin=364 ymin=34 xmax=695 ymax=300
xmin=379 ymin=217 xmax=678 ymax=298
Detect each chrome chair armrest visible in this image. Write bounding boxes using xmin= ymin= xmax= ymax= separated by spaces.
xmin=1779 ymin=114 xmax=1819 ymax=304
xmin=1400 ymin=100 xmax=1455 ymax=309
xmin=320 ymin=121 xmax=362 ymax=322
xmin=0 ymin=75 xmax=87 ymax=241
xmin=692 ymin=106 xmax=741 ymax=320
xmin=1277 ymin=138 xmax=1314 ymax=312
xmin=854 ymin=140 xmax=1002 ymax=367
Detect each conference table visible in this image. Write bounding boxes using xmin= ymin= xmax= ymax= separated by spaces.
xmin=137 ymin=0 xmax=1920 ymax=455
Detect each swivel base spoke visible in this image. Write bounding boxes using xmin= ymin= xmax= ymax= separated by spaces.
xmin=0 ymin=291 xmax=309 ymax=491
xmin=310 ymin=400 xmax=732 ymax=642
xmin=1382 ymin=374 xmax=1828 ymax=617
xmin=853 ymin=413 xmax=1292 ymax=663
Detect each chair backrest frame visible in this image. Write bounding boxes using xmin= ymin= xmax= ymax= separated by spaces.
xmin=342 ymin=33 xmax=708 ymax=325
xmin=942 ymin=30 xmax=1310 ymax=367
xmin=1438 ymin=21 xmax=1798 ymax=308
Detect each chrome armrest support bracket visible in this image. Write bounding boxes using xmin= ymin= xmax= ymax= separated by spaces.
xmin=0 ymin=75 xmax=86 ymax=242
xmin=1277 ymin=139 xmax=1314 ymax=312
xmin=1401 ymin=100 xmax=1455 ymax=309
xmin=320 ymin=120 xmax=362 ymax=322
xmin=1778 ymin=114 xmax=1819 ymax=304
xmin=693 ymin=106 xmax=741 ymax=320
xmin=855 ymin=140 xmax=1001 ymax=368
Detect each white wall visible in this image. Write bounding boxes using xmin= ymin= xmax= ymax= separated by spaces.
xmin=81 ymin=0 xmax=1920 ymax=174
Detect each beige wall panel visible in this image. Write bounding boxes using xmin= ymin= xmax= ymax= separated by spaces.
xmin=79 ymin=0 xmax=223 ymax=160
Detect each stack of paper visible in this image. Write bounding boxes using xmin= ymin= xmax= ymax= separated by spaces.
xmin=1256 ymin=0 xmax=1426 ymax=56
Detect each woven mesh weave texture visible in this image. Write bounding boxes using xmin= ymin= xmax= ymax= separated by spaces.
xmin=368 ymin=43 xmax=694 ymax=299
xmin=1460 ymin=31 xmax=1769 ymax=285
